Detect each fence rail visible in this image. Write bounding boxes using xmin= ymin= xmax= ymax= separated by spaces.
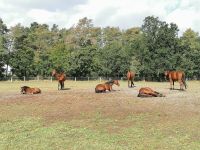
xmin=0 ymin=75 xmax=197 ymax=82
xmin=0 ymin=76 xmax=128 ymax=82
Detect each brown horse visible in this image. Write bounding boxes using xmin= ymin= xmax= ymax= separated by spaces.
xmin=138 ymin=87 xmax=165 ymax=97
xmin=52 ymin=69 xmax=66 ymax=90
xmin=21 ymin=86 xmax=41 ymax=94
xmin=127 ymin=70 xmax=135 ymax=87
xmin=95 ymin=80 xmax=120 ymax=93
xmin=164 ymin=71 xmax=187 ymax=90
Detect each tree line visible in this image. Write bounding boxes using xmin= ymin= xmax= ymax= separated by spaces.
xmin=0 ymin=16 xmax=200 ymax=80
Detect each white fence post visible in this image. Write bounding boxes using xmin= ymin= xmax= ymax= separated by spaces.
xmin=51 ymin=76 xmax=53 ymax=82
xmin=99 ymin=77 xmax=101 ymax=82
xmin=37 ymin=76 xmax=39 ymax=81
xmin=10 ymin=77 xmax=13 ymax=82
xmin=75 ymin=77 xmax=76 ymax=82
xmin=24 ymin=76 xmax=25 ymax=82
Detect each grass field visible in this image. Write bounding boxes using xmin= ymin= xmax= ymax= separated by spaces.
xmin=0 ymin=80 xmax=200 ymax=150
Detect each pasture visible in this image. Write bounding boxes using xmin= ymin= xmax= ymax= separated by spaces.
xmin=0 ymin=80 xmax=200 ymax=150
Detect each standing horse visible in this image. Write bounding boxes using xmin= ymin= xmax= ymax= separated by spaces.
xmin=138 ymin=87 xmax=165 ymax=97
xmin=95 ymin=80 xmax=120 ymax=93
xmin=164 ymin=71 xmax=187 ymax=90
xmin=52 ymin=69 xmax=66 ymax=90
xmin=127 ymin=70 xmax=135 ymax=87
xmin=21 ymin=86 xmax=41 ymax=94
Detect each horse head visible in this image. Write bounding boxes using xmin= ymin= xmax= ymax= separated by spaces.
xmin=21 ymin=86 xmax=30 ymax=94
xmin=52 ymin=69 xmax=57 ymax=77
xmin=113 ymin=80 xmax=120 ymax=86
xmin=164 ymin=71 xmax=170 ymax=79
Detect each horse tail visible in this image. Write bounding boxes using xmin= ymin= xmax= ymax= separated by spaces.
xmin=182 ymin=73 xmax=187 ymax=89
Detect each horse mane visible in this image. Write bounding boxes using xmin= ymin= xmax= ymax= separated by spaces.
xmin=21 ymin=86 xmax=30 ymax=89
xmin=105 ymin=80 xmax=114 ymax=85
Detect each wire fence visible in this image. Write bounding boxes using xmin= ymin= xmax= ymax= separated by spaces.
xmin=0 ymin=74 xmax=198 ymax=82
xmin=0 ymin=76 xmax=129 ymax=82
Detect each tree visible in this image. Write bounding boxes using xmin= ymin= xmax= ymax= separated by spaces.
xmin=180 ymin=28 xmax=200 ymax=78
xmin=141 ymin=16 xmax=180 ymax=80
xmin=0 ymin=18 xmax=9 ymax=78
xmin=9 ymin=24 xmax=35 ymax=78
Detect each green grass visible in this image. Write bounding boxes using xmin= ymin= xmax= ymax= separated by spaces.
xmin=0 ymin=115 xmax=200 ymax=150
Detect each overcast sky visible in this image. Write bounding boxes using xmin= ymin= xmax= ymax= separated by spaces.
xmin=0 ymin=0 xmax=200 ymax=34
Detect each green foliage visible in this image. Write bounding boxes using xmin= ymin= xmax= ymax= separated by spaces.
xmin=0 ymin=16 xmax=199 ymax=80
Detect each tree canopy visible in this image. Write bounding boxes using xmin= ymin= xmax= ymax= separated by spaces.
xmin=1 ymin=16 xmax=200 ymax=80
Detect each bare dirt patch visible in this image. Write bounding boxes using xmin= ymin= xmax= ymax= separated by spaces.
xmin=0 ymin=81 xmax=200 ymax=126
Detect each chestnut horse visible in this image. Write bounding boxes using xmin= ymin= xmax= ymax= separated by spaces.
xmin=21 ymin=86 xmax=41 ymax=94
xmin=52 ymin=69 xmax=66 ymax=90
xmin=95 ymin=80 xmax=120 ymax=93
xmin=164 ymin=71 xmax=187 ymax=90
xmin=127 ymin=70 xmax=135 ymax=87
xmin=138 ymin=87 xmax=165 ymax=97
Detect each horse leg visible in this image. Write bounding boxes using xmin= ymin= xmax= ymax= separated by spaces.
xmin=170 ymin=79 xmax=173 ymax=90
xmin=58 ymin=81 xmax=61 ymax=90
xmin=128 ymin=80 xmax=130 ymax=87
xmin=61 ymin=82 xmax=63 ymax=90
xmin=63 ymin=81 xmax=64 ymax=89
xmin=179 ymin=80 xmax=183 ymax=90
xmin=131 ymin=80 xmax=134 ymax=87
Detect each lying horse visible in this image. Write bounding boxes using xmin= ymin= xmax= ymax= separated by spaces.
xmin=52 ymin=69 xmax=66 ymax=90
xmin=127 ymin=70 xmax=135 ymax=87
xmin=138 ymin=87 xmax=165 ymax=97
xmin=164 ymin=71 xmax=187 ymax=90
xmin=21 ymin=86 xmax=41 ymax=94
xmin=95 ymin=80 xmax=120 ymax=93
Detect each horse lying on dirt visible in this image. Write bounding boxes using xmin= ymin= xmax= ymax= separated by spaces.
xmin=137 ymin=87 xmax=165 ymax=97
xmin=95 ymin=80 xmax=120 ymax=93
xmin=21 ymin=86 xmax=41 ymax=94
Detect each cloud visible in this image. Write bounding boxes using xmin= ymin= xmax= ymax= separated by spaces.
xmin=0 ymin=0 xmax=200 ymax=34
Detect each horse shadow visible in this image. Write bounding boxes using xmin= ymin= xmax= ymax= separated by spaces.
xmin=128 ymin=85 xmax=136 ymax=88
xmin=168 ymin=88 xmax=186 ymax=91
xmin=61 ymin=88 xmax=71 ymax=90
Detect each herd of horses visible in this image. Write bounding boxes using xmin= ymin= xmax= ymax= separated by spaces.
xmin=21 ymin=70 xmax=187 ymax=97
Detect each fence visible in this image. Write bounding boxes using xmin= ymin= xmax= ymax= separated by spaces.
xmin=0 ymin=76 xmax=128 ymax=82
xmin=0 ymin=75 xmax=197 ymax=82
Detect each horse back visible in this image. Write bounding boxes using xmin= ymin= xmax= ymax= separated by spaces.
xmin=169 ymin=71 xmax=184 ymax=81
xmin=127 ymin=71 xmax=135 ymax=80
xmin=95 ymin=84 xmax=106 ymax=93
xmin=26 ymin=87 xmax=41 ymax=94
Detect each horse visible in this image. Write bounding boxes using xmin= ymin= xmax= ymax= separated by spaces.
xmin=95 ymin=80 xmax=120 ymax=93
xmin=138 ymin=87 xmax=165 ymax=97
xmin=164 ymin=71 xmax=187 ymax=90
xmin=21 ymin=86 xmax=41 ymax=94
xmin=127 ymin=70 xmax=135 ymax=87
xmin=52 ymin=69 xmax=66 ymax=90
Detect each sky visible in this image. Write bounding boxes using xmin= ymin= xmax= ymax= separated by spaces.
xmin=0 ymin=0 xmax=200 ymax=34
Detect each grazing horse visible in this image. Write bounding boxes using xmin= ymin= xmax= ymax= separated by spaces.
xmin=21 ymin=86 xmax=41 ymax=94
xmin=138 ymin=87 xmax=165 ymax=97
xmin=127 ymin=70 xmax=135 ymax=87
xmin=52 ymin=69 xmax=66 ymax=90
xmin=95 ymin=80 xmax=120 ymax=93
xmin=164 ymin=71 xmax=187 ymax=90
